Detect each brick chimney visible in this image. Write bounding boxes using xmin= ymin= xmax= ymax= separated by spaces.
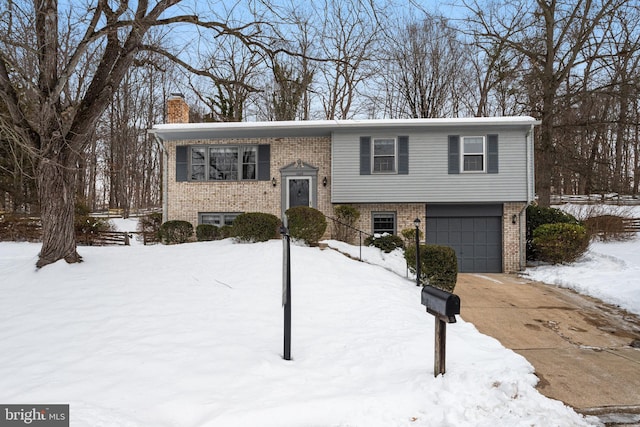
xmin=167 ymin=93 xmax=189 ymax=124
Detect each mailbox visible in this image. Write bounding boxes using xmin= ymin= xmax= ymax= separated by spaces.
xmin=421 ymin=285 xmax=460 ymax=323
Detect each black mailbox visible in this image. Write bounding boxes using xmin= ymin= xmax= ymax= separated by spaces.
xmin=421 ymin=285 xmax=460 ymax=323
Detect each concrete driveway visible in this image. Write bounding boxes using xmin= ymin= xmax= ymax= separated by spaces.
xmin=455 ymin=273 xmax=640 ymax=425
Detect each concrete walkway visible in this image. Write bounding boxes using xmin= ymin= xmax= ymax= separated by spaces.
xmin=455 ymin=273 xmax=640 ymax=426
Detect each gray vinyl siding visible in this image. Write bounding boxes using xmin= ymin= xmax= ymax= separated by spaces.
xmin=331 ymin=126 xmax=530 ymax=204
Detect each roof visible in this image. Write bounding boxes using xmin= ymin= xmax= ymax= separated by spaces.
xmin=149 ymin=117 xmax=540 ymax=141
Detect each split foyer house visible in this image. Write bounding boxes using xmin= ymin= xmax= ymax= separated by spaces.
xmin=150 ymin=94 xmax=539 ymax=273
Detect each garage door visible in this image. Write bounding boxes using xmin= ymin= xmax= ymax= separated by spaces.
xmin=426 ymin=204 xmax=502 ymax=273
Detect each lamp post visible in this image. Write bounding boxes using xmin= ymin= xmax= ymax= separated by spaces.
xmin=414 ymin=218 xmax=421 ymax=287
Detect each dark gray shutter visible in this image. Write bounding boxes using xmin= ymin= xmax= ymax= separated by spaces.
xmin=257 ymin=145 xmax=270 ymax=181
xmin=487 ymin=134 xmax=498 ymax=173
xmin=360 ymin=136 xmax=371 ymax=175
xmin=448 ymin=135 xmax=460 ymax=174
xmin=176 ymin=145 xmax=188 ymax=182
xmin=398 ymin=136 xmax=409 ymax=174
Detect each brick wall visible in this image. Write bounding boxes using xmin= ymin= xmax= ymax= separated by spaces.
xmin=340 ymin=203 xmax=425 ymax=242
xmin=165 ymin=136 xmax=332 ymax=228
xmin=167 ymin=95 xmax=189 ymax=124
xmin=503 ymin=202 xmax=527 ymax=272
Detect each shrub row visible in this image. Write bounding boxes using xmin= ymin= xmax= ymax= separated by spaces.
xmin=152 ymin=207 xmax=330 ymax=246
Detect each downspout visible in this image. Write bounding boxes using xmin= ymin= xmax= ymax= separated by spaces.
xmin=151 ymin=132 xmax=168 ymax=224
xmin=519 ymin=124 xmax=536 ymax=270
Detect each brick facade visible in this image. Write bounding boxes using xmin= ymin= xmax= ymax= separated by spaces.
xmin=502 ymin=202 xmax=527 ymax=272
xmin=167 ymin=94 xmax=189 ymax=124
xmin=165 ymin=137 xmax=332 ymax=228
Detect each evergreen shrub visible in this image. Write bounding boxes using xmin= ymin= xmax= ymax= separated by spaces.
xmin=365 ymin=233 xmax=405 ymax=253
xmin=285 ymin=206 xmax=327 ymax=245
xmin=196 ymin=224 xmax=219 ymax=241
xmin=526 ymin=204 xmax=580 ymax=260
xmin=532 ymin=223 xmax=589 ymax=264
xmin=159 ymin=220 xmax=193 ymax=244
xmin=232 ymin=212 xmax=281 ymax=242
xmin=405 ymin=244 xmax=458 ymax=292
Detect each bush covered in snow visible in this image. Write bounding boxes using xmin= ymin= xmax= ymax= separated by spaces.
xmin=365 ymin=233 xmax=405 ymax=253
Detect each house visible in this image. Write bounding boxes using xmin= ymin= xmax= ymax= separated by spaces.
xmin=149 ymin=94 xmax=539 ymax=273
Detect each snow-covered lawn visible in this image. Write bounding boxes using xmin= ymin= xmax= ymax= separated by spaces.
xmin=524 ymin=204 xmax=640 ymax=316
xmin=0 ymin=232 xmax=595 ymax=426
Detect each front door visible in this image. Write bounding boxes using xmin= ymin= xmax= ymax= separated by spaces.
xmin=288 ymin=178 xmax=310 ymax=208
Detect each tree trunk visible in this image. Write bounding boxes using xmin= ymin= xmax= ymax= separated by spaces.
xmin=36 ymin=151 xmax=81 ymax=268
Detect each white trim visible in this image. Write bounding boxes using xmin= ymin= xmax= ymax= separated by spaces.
xmin=371 ymin=137 xmax=397 ymax=174
xmin=460 ymin=135 xmax=486 ymax=173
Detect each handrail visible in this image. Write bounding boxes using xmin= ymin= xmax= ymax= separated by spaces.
xmin=322 ymin=214 xmax=374 ymax=261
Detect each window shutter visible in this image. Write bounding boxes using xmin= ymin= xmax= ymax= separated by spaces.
xmin=448 ymin=135 xmax=460 ymax=174
xmin=257 ymin=145 xmax=271 ymax=181
xmin=176 ymin=146 xmax=188 ymax=181
xmin=487 ymin=134 xmax=498 ymax=173
xmin=360 ymin=136 xmax=371 ymax=175
xmin=398 ymin=136 xmax=409 ymax=174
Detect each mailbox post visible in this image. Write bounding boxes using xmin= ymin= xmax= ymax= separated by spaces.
xmin=420 ymin=285 xmax=460 ymax=376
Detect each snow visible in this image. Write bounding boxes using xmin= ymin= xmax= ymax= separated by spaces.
xmin=522 ymin=204 xmax=640 ymax=316
xmin=523 ymin=235 xmax=640 ymax=315
xmin=0 ymin=221 xmax=597 ymax=426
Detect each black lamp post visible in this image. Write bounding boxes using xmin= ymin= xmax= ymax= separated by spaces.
xmin=414 ymin=217 xmax=421 ymax=287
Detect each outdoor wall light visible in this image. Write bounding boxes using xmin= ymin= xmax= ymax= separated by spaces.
xmin=512 ymin=214 xmax=518 ymax=224
xmin=322 ymin=177 xmax=328 ymax=187
xmin=272 ymin=177 xmax=277 ymax=187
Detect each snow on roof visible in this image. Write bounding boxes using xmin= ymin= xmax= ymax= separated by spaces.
xmin=149 ymin=117 xmax=540 ymax=141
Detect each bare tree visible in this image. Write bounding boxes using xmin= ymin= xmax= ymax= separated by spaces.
xmin=466 ymin=0 xmax=625 ymax=206
xmin=0 ymin=0 xmax=287 ymax=267
xmin=385 ymin=15 xmax=470 ymax=118
xmin=318 ymin=0 xmax=380 ymax=120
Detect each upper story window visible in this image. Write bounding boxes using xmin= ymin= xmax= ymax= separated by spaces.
xmin=448 ymin=134 xmax=498 ymax=175
xmin=372 ymin=138 xmax=396 ymax=173
xmin=462 ymin=136 xmax=485 ymax=172
xmin=190 ymin=145 xmax=257 ymax=181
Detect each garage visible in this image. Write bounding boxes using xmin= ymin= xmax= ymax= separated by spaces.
xmin=426 ymin=204 xmax=503 ymax=273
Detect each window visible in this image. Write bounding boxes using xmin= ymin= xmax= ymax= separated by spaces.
xmin=199 ymin=212 xmax=241 ymax=227
xmin=448 ymin=135 xmax=498 ymax=174
xmin=191 ymin=147 xmax=206 ymax=180
xmin=372 ymin=212 xmax=396 ymax=235
xmin=191 ymin=145 xmax=258 ymax=181
xmin=372 ymin=138 xmax=396 ymax=173
xmin=462 ymin=136 xmax=485 ymax=172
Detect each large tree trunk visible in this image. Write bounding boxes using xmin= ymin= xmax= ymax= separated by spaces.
xmin=36 ymin=150 xmax=81 ymax=268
